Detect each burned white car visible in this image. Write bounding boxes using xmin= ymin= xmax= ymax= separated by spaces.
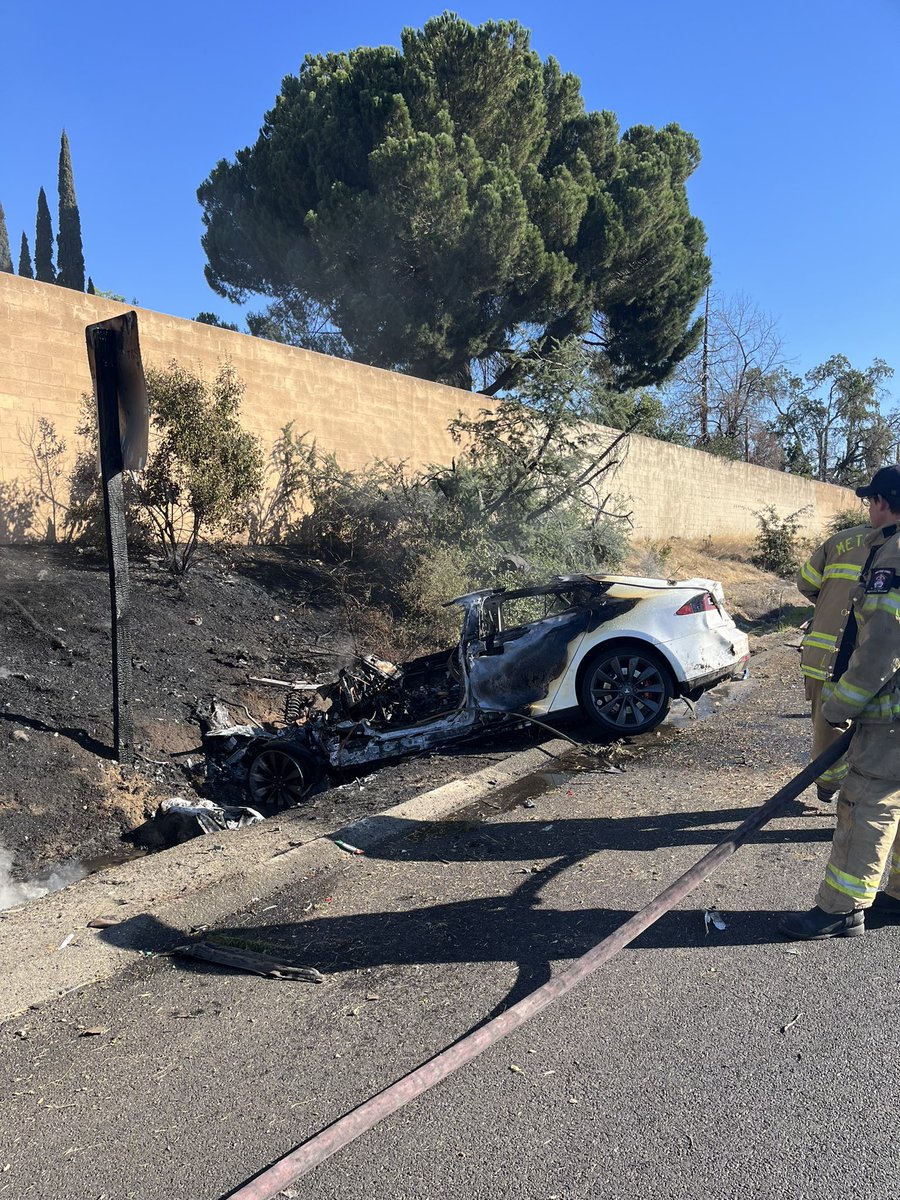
xmin=243 ymin=575 xmax=749 ymax=808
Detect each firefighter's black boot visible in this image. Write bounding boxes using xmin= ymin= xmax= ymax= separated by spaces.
xmin=778 ymin=905 xmax=864 ymax=940
xmin=815 ymin=785 xmax=837 ymax=803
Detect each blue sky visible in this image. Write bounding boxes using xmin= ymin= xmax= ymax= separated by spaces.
xmin=2 ymin=0 xmax=898 ymax=394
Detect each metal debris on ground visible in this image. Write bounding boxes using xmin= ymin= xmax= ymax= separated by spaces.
xmin=780 ymin=1011 xmax=803 ymax=1034
xmin=171 ymin=939 xmax=324 ymax=982
xmin=703 ymin=908 xmax=727 ymax=933
xmin=156 ymin=796 xmax=264 ymax=837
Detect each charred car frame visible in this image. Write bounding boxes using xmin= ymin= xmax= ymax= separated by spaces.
xmin=241 ymin=574 xmax=750 ymax=808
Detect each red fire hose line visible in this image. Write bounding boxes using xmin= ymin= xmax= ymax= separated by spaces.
xmin=227 ymin=728 xmax=854 ymax=1200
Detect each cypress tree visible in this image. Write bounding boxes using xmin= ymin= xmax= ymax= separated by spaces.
xmin=57 ymin=130 xmax=85 ymax=290
xmin=0 ymin=203 xmax=12 ymax=273
xmin=19 ymin=232 xmax=34 ymax=278
xmin=35 ymin=187 xmax=56 ymax=283
xmin=87 ymin=276 xmax=95 ymax=294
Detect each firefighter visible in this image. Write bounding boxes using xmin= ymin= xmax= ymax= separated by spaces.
xmin=796 ymin=519 xmax=870 ymax=801
xmin=780 ymin=465 xmax=900 ymax=939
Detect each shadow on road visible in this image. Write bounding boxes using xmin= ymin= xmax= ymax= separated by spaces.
xmin=97 ymin=799 xmax=843 ymax=1015
xmin=346 ymin=802 xmax=833 ymax=864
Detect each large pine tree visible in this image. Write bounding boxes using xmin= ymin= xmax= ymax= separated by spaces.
xmin=57 ymin=130 xmax=85 ymax=290
xmin=35 ymin=187 xmax=56 ymax=283
xmin=19 ymin=232 xmax=34 ymax=278
xmin=199 ymin=14 xmax=709 ymax=392
xmin=0 ymin=203 xmax=12 ymax=273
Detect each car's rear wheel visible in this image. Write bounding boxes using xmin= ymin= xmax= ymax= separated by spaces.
xmin=247 ymin=744 xmax=320 ymax=810
xmin=578 ymin=645 xmax=673 ymax=736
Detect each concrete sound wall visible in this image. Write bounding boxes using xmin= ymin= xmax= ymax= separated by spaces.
xmin=0 ymin=272 xmax=859 ymax=542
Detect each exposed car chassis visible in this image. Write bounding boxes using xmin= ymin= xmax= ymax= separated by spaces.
xmin=239 ymin=575 xmax=749 ymax=809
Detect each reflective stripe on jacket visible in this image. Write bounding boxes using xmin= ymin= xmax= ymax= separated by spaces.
xmin=796 ymin=524 xmax=870 ymax=682
xmin=822 ymin=524 xmax=900 ymax=726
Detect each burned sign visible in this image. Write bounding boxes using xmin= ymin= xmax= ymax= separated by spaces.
xmin=233 ymin=574 xmax=750 ymax=809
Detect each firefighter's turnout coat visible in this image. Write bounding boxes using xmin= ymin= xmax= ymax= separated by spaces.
xmin=796 ymin=524 xmax=870 ymax=684
xmin=815 ymin=523 xmax=900 ymax=911
xmin=795 ymin=524 xmax=870 ymax=791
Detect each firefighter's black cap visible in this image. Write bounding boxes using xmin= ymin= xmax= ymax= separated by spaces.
xmin=856 ymin=465 xmax=900 ymax=499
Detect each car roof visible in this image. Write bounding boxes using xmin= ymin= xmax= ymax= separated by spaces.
xmin=446 ymin=574 xmax=721 ymax=606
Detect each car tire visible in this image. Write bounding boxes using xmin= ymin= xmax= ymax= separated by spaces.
xmin=247 ymin=743 xmax=320 ymax=810
xmin=577 ymin=644 xmax=673 ymax=736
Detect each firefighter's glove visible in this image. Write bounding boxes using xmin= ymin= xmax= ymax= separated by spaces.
xmin=826 ymin=718 xmax=853 ymax=732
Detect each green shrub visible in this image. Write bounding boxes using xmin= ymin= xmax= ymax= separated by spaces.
xmin=138 ymin=362 xmax=263 ymax=573
xmin=67 ymin=362 xmax=263 ymax=573
xmin=751 ymin=505 xmax=810 ymax=577
xmin=826 ymin=505 xmax=867 ymax=536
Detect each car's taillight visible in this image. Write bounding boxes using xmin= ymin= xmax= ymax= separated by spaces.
xmin=675 ymin=592 xmax=718 ymax=616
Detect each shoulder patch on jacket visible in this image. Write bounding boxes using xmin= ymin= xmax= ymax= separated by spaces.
xmin=866 ymin=568 xmax=898 ymax=594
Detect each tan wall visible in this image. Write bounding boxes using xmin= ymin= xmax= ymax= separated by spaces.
xmin=607 ymin=430 xmax=860 ymax=539
xmin=0 ymin=272 xmax=860 ymax=542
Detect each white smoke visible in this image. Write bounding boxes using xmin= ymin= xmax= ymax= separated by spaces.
xmin=0 ymin=841 xmax=90 ymax=911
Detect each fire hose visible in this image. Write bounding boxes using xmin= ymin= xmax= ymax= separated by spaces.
xmin=227 ymin=727 xmax=854 ymax=1200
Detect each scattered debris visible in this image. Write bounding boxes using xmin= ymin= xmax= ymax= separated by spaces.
xmin=197 ymin=699 xmax=257 ymax=743
xmin=780 ymin=1011 xmax=803 ymax=1034
xmin=703 ymin=908 xmax=727 ymax=934
xmin=171 ymin=939 xmax=324 ymax=982
xmin=77 ymin=1026 xmax=108 ymax=1038
xmin=56 ymin=933 xmax=75 ymax=951
xmin=87 ymin=916 xmax=120 ymax=929
xmin=333 ymin=840 xmax=364 ymax=855
xmin=155 ymin=796 xmax=264 ymax=839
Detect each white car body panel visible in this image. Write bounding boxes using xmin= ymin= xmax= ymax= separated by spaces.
xmin=469 ymin=574 xmax=750 ymax=718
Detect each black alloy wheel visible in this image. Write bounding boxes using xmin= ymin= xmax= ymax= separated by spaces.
xmin=578 ymin=645 xmax=673 ymax=735
xmin=247 ymin=744 xmax=318 ymax=809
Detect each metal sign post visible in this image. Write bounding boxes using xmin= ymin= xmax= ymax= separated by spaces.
xmin=85 ymin=312 xmax=149 ymax=763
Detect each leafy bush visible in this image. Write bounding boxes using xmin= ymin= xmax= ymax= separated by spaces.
xmin=826 ymin=506 xmax=867 ymax=536
xmin=67 ymin=362 xmax=263 ymax=573
xmin=138 ymin=362 xmax=263 ymax=573
xmin=751 ymin=505 xmax=810 ymax=577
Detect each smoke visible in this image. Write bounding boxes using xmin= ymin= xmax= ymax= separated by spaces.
xmin=0 ymin=841 xmax=90 ymax=911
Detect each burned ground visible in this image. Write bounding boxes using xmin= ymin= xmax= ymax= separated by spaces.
xmin=0 ymin=542 xmax=806 ymax=884
xmin=0 ymin=544 xmax=540 ymax=881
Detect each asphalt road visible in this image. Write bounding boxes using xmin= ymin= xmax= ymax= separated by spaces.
xmin=2 ymin=633 xmax=898 ymax=1200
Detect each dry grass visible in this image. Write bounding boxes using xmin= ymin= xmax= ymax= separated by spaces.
xmin=625 ymin=535 xmax=766 ymax=585
xmin=95 ymin=764 xmax=160 ymax=826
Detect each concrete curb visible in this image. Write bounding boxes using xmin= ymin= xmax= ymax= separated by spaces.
xmin=0 ymin=738 xmax=571 ymax=1022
